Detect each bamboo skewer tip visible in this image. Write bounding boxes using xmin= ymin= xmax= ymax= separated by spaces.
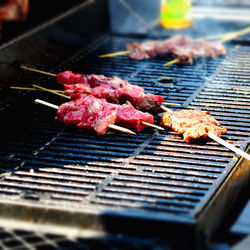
xmin=162 ymin=102 xmax=181 ymax=106
xmin=99 ymin=50 xmax=130 ymax=58
xmin=32 ymin=84 xmax=70 ymax=99
xmin=141 ymin=121 xmax=164 ymax=131
xmin=163 ymin=59 xmax=179 ymax=67
xmin=160 ymin=105 xmax=172 ymax=112
xmin=11 ymin=86 xmax=63 ymax=92
xmin=108 ymin=124 xmax=136 ymax=135
xmin=20 ymin=65 xmax=57 ymax=77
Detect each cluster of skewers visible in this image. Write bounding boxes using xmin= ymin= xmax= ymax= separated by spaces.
xmin=10 ymin=27 xmax=250 ymax=160
xmin=13 ymin=63 xmax=250 ymax=161
xmin=99 ymin=26 xmax=250 ymax=66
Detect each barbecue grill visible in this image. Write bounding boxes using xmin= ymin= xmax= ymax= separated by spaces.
xmin=0 ymin=0 xmax=250 ymax=249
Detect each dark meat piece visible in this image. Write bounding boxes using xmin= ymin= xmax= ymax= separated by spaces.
xmin=57 ymin=71 xmax=164 ymax=112
xmin=116 ymin=102 xmax=154 ymax=132
xmin=56 ymin=95 xmax=117 ymax=135
xmin=126 ymin=42 xmax=151 ymax=60
xmin=126 ymin=35 xmax=226 ymax=64
xmin=56 ymin=95 xmax=155 ymax=134
xmin=161 ymin=109 xmax=227 ymax=143
xmin=56 ymin=71 xmax=88 ymax=86
xmin=87 ymin=74 xmax=128 ymax=89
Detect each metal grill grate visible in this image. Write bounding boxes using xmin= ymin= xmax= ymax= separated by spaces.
xmin=0 ymin=35 xmax=249 ymax=243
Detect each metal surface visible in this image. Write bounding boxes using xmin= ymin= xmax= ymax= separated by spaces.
xmin=0 ymin=1 xmax=249 ymax=247
xmin=0 ymin=31 xmax=249 ymax=248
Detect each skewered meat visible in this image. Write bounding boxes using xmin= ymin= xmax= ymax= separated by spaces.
xmin=116 ymin=101 xmax=154 ymax=132
xmin=161 ymin=109 xmax=227 ymax=143
xmin=56 ymin=95 xmax=155 ymax=135
xmin=0 ymin=0 xmax=29 ymax=20
xmin=126 ymin=35 xmax=226 ymax=64
xmin=56 ymin=71 xmax=164 ymax=112
xmin=56 ymin=95 xmax=117 ymax=135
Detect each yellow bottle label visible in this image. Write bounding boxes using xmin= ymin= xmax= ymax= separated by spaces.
xmin=161 ymin=0 xmax=192 ymax=29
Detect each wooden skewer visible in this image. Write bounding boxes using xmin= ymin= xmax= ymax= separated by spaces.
xmin=162 ymin=102 xmax=181 ymax=106
xmin=163 ymin=59 xmax=179 ymax=67
xmin=199 ymin=26 xmax=250 ymax=41
xmin=10 ymin=86 xmax=63 ymax=92
xmin=20 ymin=65 xmax=57 ymax=77
xmin=218 ymin=26 xmax=250 ymax=44
xmin=99 ymin=50 xmax=130 ymax=58
xmin=208 ymin=132 xmax=250 ymax=161
xmin=35 ymin=99 xmax=59 ymax=110
xmin=34 ymin=99 xmax=136 ymax=135
xmin=32 ymin=84 xmax=70 ymax=99
xmin=160 ymin=105 xmax=172 ymax=112
xmin=141 ymin=122 xmax=164 ymax=131
xmin=160 ymin=106 xmax=250 ymax=161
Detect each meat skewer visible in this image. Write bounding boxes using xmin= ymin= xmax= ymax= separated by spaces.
xmin=35 ymin=94 xmax=162 ymax=135
xmin=100 ymin=35 xmax=226 ymax=65
xmin=160 ymin=106 xmax=250 ymax=161
xmin=163 ymin=27 xmax=250 ymax=66
xmin=10 ymin=86 xmax=63 ymax=92
xmin=32 ymin=84 xmax=164 ymax=131
xmin=11 ymin=84 xmax=180 ymax=107
xmin=99 ymin=27 xmax=250 ymax=59
xmin=99 ymin=26 xmax=250 ymax=66
xmin=56 ymin=71 xmax=165 ymax=112
xmin=20 ymin=66 xmax=165 ymax=112
xmin=35 ymin=98 xmax=136 ymax=135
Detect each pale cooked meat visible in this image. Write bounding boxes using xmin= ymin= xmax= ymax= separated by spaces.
xmin=161 ymin=109 xmax=227 ymax=143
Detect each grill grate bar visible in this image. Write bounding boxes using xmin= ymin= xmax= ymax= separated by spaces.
xmin=0 ymin=181 xmax=92 ymax=197
xmin=107 ymin=181 xmax=206 ymax=196
xmin=4 ymin=175 xmax=97 ymax=190
xmin=14 ymin=170 xmax=106 ymax=183
xmin=113 ymin=176 xmax=211 ymax=190
xmin=91 ymin=199 xmax=192 ymax=214
xmin=103 ymin=186 xmax=201 ymax=201
xmin=117 ymin=171 xmax=216 ymax=185
xmin=96 ymin=192 xmax=196 ymax=209
xmin=134 ymin=155 xmax=230 ymax=167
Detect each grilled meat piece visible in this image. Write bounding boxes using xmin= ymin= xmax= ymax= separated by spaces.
xmin=161 ymin=109 xmax=227 ymax=143
xmin=56 ymin=95 xmax=155 ymax=134
xmin=116 ymin=101 xmax=154 ymax=132
xmin=126 ymin=35 xmax=226 ymax=64
xmin=183 ymin=122 xmax=227 ymax=143
xmin=56 ymin=95 xmax=117 ymax=135
xmin=57 ymin=71 xmax=164 ymax=112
